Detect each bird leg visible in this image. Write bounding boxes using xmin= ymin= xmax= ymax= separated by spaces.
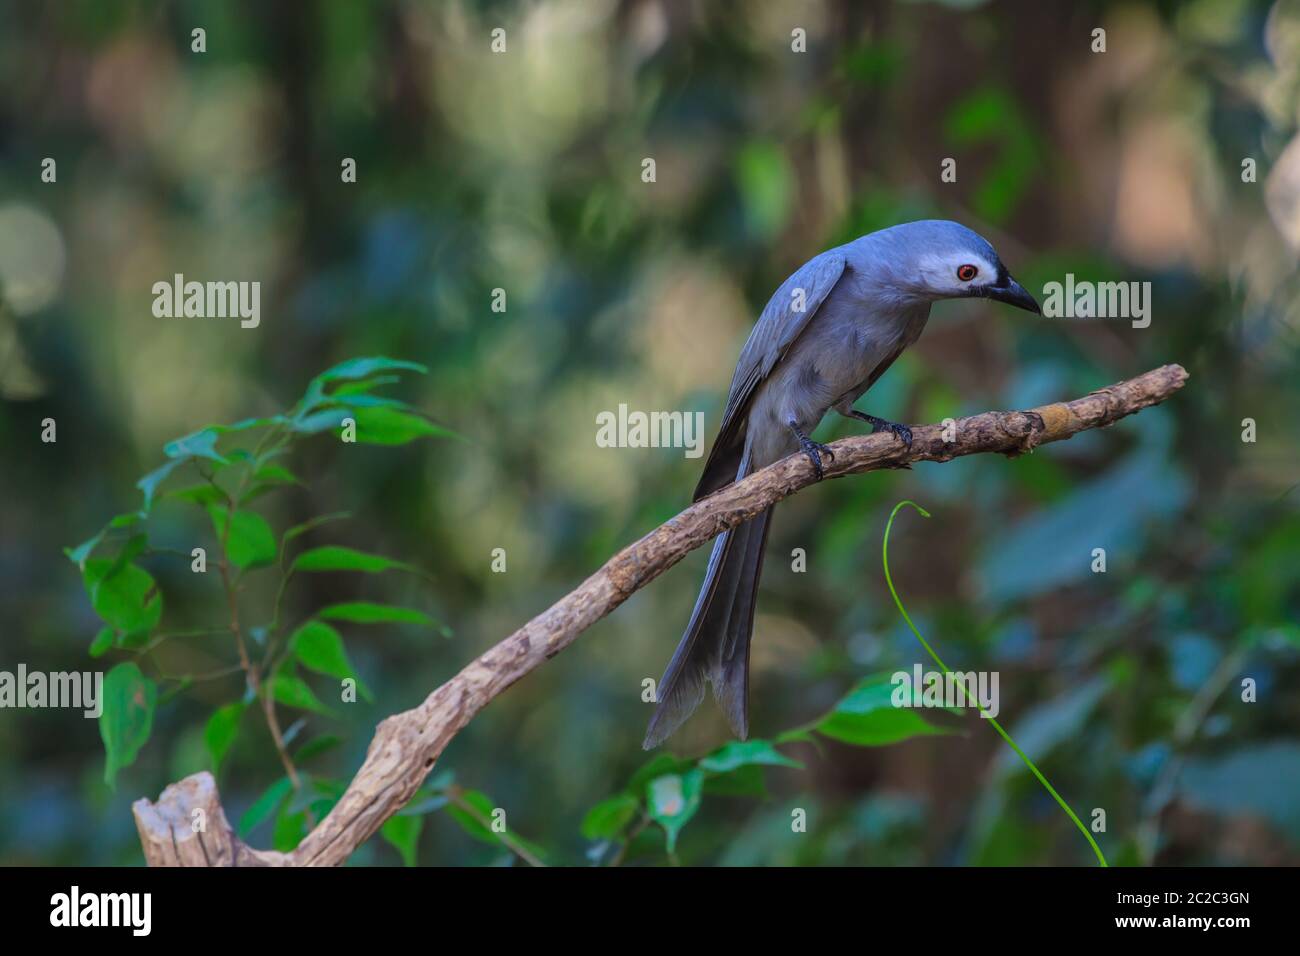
xmin=788 ymin=420 xmax=834 ymax=479
xmin=843 ymin=410 xmax=913 ymax=450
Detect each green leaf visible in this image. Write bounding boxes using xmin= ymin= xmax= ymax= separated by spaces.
xmin=581 ymin=794 xmax=639 ymax=840
xmin=291 ymin=408 xmax=351 ymax=435
xmin=239 ymin=776 xmax=293 ymax=836
xmin=318 ymin=602 xmax=437 ymax=628
xmin=273 ymin=806 xmax=308 ymax=852
xmin=252 ymin=464 xmax=299 ymax=486
xmin=283 ymin=512 xmax=351 ymax=545
xmin=349 ymin=406 xmax=453 ymax=445
xmin=446 ymin=789 xmax=501 ymax=845
xmin=833 ymin=676 xmax=901 ymax=714
xmin=814 ymin=674 xmax=950 ymax=747
xmin=291 ymin=620 xmax=373 ymax=701
xmin=627 ymin=753 xmax=692 ymax=794
xmin=270 ymin=675 xmax=333 ymax=716
xmin=646 ymin=770 xmax=703 ymax=854
xmin=291 ymin=546 xmax=415 ymax=575
xmin=64 ymin=512 xmax=139 ymax=567
xmin=701 ymin=763 xmax=769 ymax=798
xmin=296 ymin=357 xmax=427 ymax=419
xmin=327 ymin=393 xmax=408 ymax=409
xmin=83 ymin=558 xmax=162 ymax=637
xmin=319 ymin=355 xmax=427 ymax=381
xmin=99 ymin=663 xmax=157 ymax=788
xmin=167 ymin=484 xmax=226 ymax=506
xmin=445 ymin=794 xmax=547 ymax=863
xmin=207 ymin=505 xmax=277 ymax=569
xmin=381 ymin=813 xmax=423 ymax=867
xmin=443 ymin=789 xmax=547 ymax=865
xmin=698 ymin=739 xmax=802 ymax=773
xmin=164 ymin=427 xmax=229 ymax=464
xmin=333 ymin=375 xmax=401 ymax=395
xmin=204 ymin=702 xmax=246 ymax=772
xmin=163 ymin=418 xmax=286 ymax=464
xmin=308 ymin=356 xmax=426 ymax=392
xmin=101 ymin=533 xmax=148 ymax=584
xmin=88 ymin=626 xmax=115 ymax=658
xmin=65 ymin=528 xmax=107 ymax=567
xmin=137 ymin=458 xmax=185 ymax=510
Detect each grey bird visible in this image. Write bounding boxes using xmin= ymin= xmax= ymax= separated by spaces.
xmin=642 ymin=219 xmax=1040 ymax=749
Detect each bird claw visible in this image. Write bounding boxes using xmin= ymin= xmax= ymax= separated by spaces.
xmin=798 ymin=436 xmax=834 ymax=479
xmin=864 ymin=415 xmax=913 ymax=450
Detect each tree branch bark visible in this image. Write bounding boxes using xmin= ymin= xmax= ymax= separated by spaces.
xmin=132 ymin=363 xmax=1189 ymax=866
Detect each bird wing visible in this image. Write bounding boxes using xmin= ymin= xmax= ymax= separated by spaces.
xmin=861 ymin=338 xmax=907 ymax=393
xmin=693 ymin=249 xmax=848 ymax=500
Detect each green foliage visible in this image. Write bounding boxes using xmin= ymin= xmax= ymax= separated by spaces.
xmin=697 ymin=740 xmax=802 ymax=773
xmin=99 ymin=662 xmax=157 ymax=789
xmin=68 ymin=356 xmax=543 ymax=866
xmin=581 ymin=794 xmax=639 ymax=840
xmin=583 ymin=673 xmax=949 ymax=863
xmin=809 ymin=675 xmax=953 ymax=746
xmin=444 ymin=788 xmax=502 ymax=843
xmin=381 ymin=814 xmax=423 ymax=867
xmin=69 ymin=359 xmax=447 ymax=796
xmin=646 ymin=769 xmax=703 ymax=855
xmin=239 ymin=777 xmax=293 ymax=837
xmin=291 ymin=546 xmax=415 ymax=575
xmin=207 ymin=505 xmax=277 ymax=570
xmin=347 ymin=405 xmax=454 ymax=445
xmin=270 ymin=675 xmax=333 ymax=716
xmin=204 ymin=702 xmax=246 ymax=773
xmin=82 ymin=558 xmax=162 ymax=647
xmin=88 ymin=626 xmax=114 ymax=658
xmin=291 ymin=621 xmax=374 ymax=701
xmin=340 ymin=773 xmax=551 ymax=866
xmin=317 ymin=602 xmax=440 ymax=629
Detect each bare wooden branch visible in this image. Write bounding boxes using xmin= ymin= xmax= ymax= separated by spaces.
xmin=134 ymin=770 xmax=289 ymax=866
xmin=132 ymin=363 xmax=1189 ymax=866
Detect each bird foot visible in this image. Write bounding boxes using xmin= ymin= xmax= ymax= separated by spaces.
xmin=854 ymin=412 xmax=913 ymax=450
xmin=796 ymin=434 xmax=834 ymax=479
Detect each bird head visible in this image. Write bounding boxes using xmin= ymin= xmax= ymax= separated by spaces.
xmin=867 ymin=219 xmax=1041 ymax=314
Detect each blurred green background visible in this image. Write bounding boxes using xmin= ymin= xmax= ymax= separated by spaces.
xmin=1 ymin=0 xmax=1298 ymax=866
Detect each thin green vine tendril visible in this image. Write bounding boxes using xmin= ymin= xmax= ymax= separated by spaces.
xmin=882 ymin=500 xmax=1108 ymax=868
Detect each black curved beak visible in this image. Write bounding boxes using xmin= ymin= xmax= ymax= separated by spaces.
xmin=989 ymin=274 xmax=1041 ymax=315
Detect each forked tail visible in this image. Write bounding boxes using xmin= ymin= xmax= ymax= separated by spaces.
xmin=642 ymin=501 xmax=773 ymax=749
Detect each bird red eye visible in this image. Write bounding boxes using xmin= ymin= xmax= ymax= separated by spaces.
xmin=957 ymin=264 xmax=978 ymax=281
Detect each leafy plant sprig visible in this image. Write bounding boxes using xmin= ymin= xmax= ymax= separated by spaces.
xmin=67 ymin=358 xmax=452 ymax=823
